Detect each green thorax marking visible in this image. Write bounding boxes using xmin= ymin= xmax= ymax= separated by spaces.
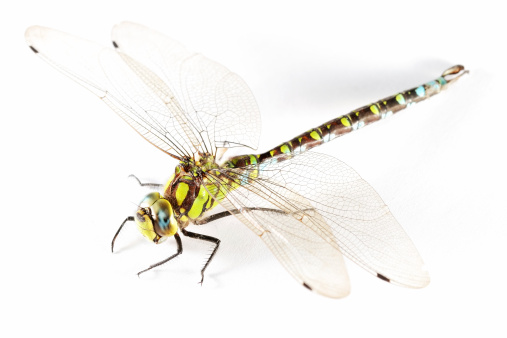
xmin=163 ymin=155 xmax=221 ymax=224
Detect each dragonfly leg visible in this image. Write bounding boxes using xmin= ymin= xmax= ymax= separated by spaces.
xmin=137 ymin=233 xmax=183 ymax=276
xmin=194 ymin=207 xmax=312 ymax=225
xmin=111 ymin=216 xmax=135 ymax=252
xmin=181 ymin=228 xmax=220 ymax=285
xmin=129 ymin=174 xmax=164 ymax=189
xmin=194 ymin=210 xmax=239 ymax=225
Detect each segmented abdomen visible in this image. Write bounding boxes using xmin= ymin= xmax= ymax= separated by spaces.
xmin=226 ymin=65 xmax=467 ymax=169
xmin=260 ymin=65 xmax=466 ymax=162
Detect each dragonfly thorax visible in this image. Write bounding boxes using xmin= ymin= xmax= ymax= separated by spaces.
xmin=161 ymin=158 xmax=219 ymax=228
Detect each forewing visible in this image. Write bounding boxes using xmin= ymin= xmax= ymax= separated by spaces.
xmin=25 ymin=24 xmax=261 ymax=158
xmin=111 ymin=22 xmax=261 ymax=153
xmin=25 ymin=25 xmax=196 ymax=158
xmin=209 ymin=151 xmax=429 ymax=295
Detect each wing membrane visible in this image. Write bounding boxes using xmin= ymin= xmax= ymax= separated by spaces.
xmin=207 ymin=151 xmax=429 ymax=296
xmin=208 ymin=174 xmax=351 ymax=298
xmin=25 ymin=24 xmax=261 ymax=158
xmin=111 ymin=22 xmax=261 ymax=152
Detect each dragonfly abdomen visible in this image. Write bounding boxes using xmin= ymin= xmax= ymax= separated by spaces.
xmin=257 ymin=65 xmax=467 ymax=163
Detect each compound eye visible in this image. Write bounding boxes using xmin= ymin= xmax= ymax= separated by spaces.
xmin=152 ymin=199 xmax=178 ymax=237
xmin=139 ymin=192 xmax=161 ymax=208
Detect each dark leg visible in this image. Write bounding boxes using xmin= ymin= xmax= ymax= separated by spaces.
xmin=111 ymin=216 xmax=135 ymax=253
xmin=181 ymin=228 xmax=220 ymax=285
xmin=137 ymin=233 xmax=183 ymax=276
xmin=193 ymin=210 xmax=238 ymax=225
xmin=194 ymin=207 xmax=313 ymax=225
xmin=129 ymin=174 xmax=164 ymax=190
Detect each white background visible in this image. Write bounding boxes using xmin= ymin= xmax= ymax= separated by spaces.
xmin=1 ymin=1 xmax=506 ymax=337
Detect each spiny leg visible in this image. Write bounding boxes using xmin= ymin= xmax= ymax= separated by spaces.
xmin=137 ymin=233 xmax=183 ymax=276
xmin=129 ymin=174 xmax=164 ymax=190
xmin=194 ymin=207 xmax=314 ymax=225
xmin=111 ymin=216 xmax=135 ymax=252
xmin=181 ymin=228 xmax=220 ymax=285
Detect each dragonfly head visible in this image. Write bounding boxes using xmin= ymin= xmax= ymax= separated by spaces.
xmin=135 ymin=192 xmax=179 ymax=243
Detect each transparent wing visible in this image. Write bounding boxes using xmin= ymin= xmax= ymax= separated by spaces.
xmin=207 ymin=151 xmax=429 ymax=297
xmin=111 ymin=22 xmax=261 ymax=153
xmin=208 ymin=171 xmax=351 ymax=298
xmin=25 ymin=24 xmax=261 ymax=159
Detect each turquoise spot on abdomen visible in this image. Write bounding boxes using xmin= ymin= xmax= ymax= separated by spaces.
xmin=415 ymin=86 xmax=425 ymax=97
xmin=437 ymin=77 xmax=447 ymax=85
xmin=427 ymin=80 xmax=440 ymax=90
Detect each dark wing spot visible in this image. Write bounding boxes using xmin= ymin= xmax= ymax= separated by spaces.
xmin=29 ymin=46 xmax=39 ymax=53
xmin=302 ymin=282 xmax=312 ymax=291
xmin=377 ymin=273 xmax=390 ymax=283
xmin=112 ymin=41 xmax=119 ymax=48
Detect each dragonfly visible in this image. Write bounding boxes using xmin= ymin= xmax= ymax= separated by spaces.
xmin=25 ymin=22 xmax=467 ymax=298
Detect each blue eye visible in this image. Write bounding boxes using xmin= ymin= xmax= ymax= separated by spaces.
xmin=157 ymin=209 xmax=170 ymax=229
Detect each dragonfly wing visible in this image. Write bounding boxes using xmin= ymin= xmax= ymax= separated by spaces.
xmin=25 ymin=25 xmax=195 ymax=158
xmin=209 ymin=151 xmax=429 ymax=294
xmin=111 ymin=22 xmax=261 ymax=153
xmin=25 ymin=24 xmax=261 ymax=158
xmin=210 ymin=178 xmax=350 ymax=298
